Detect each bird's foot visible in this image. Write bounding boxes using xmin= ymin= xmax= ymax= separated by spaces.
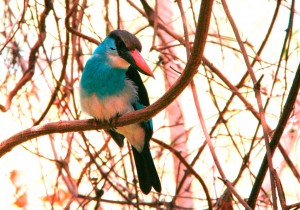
xmin=109 ymin=112 xmax=121 ymax=130
xmin=92 ymin=118 xmax=103 ymax=132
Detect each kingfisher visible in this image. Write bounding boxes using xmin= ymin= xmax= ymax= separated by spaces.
xmin=79 ymin=30 xmax=161 ymax=194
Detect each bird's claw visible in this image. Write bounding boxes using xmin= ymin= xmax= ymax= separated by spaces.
xmin=92 ymin=118 xmax=103 ymax=132
xmin=109 ymin=112 xmax=121 ymax=130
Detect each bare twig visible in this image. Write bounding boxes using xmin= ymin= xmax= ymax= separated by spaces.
xmin=0 ymin=0 xmax=52 ymax=112
xmin=221 ymin=0 xmax=277 ymax=208
xmin=0 ymin=0 xmax=29 ymax=54
xmin=247 ymin=61 xmax=300 ymax=208
xmin=65 ymin=0 xmax=99 ymax=45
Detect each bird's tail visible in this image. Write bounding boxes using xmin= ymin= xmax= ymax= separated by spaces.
xmin=132 ymin=145 xmax=161 ymax=194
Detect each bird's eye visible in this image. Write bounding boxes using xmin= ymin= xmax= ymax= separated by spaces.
xmin=110 ymin=47 xmax=116 ymax=50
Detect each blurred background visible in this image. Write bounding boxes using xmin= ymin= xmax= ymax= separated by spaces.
xmin=0 ymin=0 xmax=300 ymax=209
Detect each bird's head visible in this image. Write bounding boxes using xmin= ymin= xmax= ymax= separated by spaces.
xmin=100 ymin=30 xmax=154 ymax=77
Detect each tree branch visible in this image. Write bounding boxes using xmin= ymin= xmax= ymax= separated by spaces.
xmin=247 ymin=61 xmax=300 ymax=208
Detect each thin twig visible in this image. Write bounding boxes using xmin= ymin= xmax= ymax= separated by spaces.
xmin=152 ymin=138 xmax=212 ymax=210
xmin=247 ymin=61 xmax=300 ymax=208
xmin=0 ymin=0 xmax=29 ymax=54
xmin=65 ymin=0 xmax=99 ymax=45
xmin=0 ymin=0 xmax=52 ymax=112
xmin=221 ymin=0 xmax=277 ymax=208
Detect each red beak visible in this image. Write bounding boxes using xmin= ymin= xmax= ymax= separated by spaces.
xmin=130 ymin=49 xmax=154 ymax=78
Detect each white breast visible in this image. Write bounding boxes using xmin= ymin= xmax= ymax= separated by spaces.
xmin=80 ymin=79 xmax=146 ymax=152
xmin=80 ymin=80 xmax=138 ymax=121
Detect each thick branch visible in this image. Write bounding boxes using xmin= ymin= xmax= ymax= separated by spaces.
xmin=247 ymin=61 xmax=300 ymax=208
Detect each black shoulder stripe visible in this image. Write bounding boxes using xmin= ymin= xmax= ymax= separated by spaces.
xmin=126 ymin=66 xmax=150 ymax=106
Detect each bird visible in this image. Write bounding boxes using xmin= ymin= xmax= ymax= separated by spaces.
xmin=79 ymin=29 xmax=161 ymax=194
